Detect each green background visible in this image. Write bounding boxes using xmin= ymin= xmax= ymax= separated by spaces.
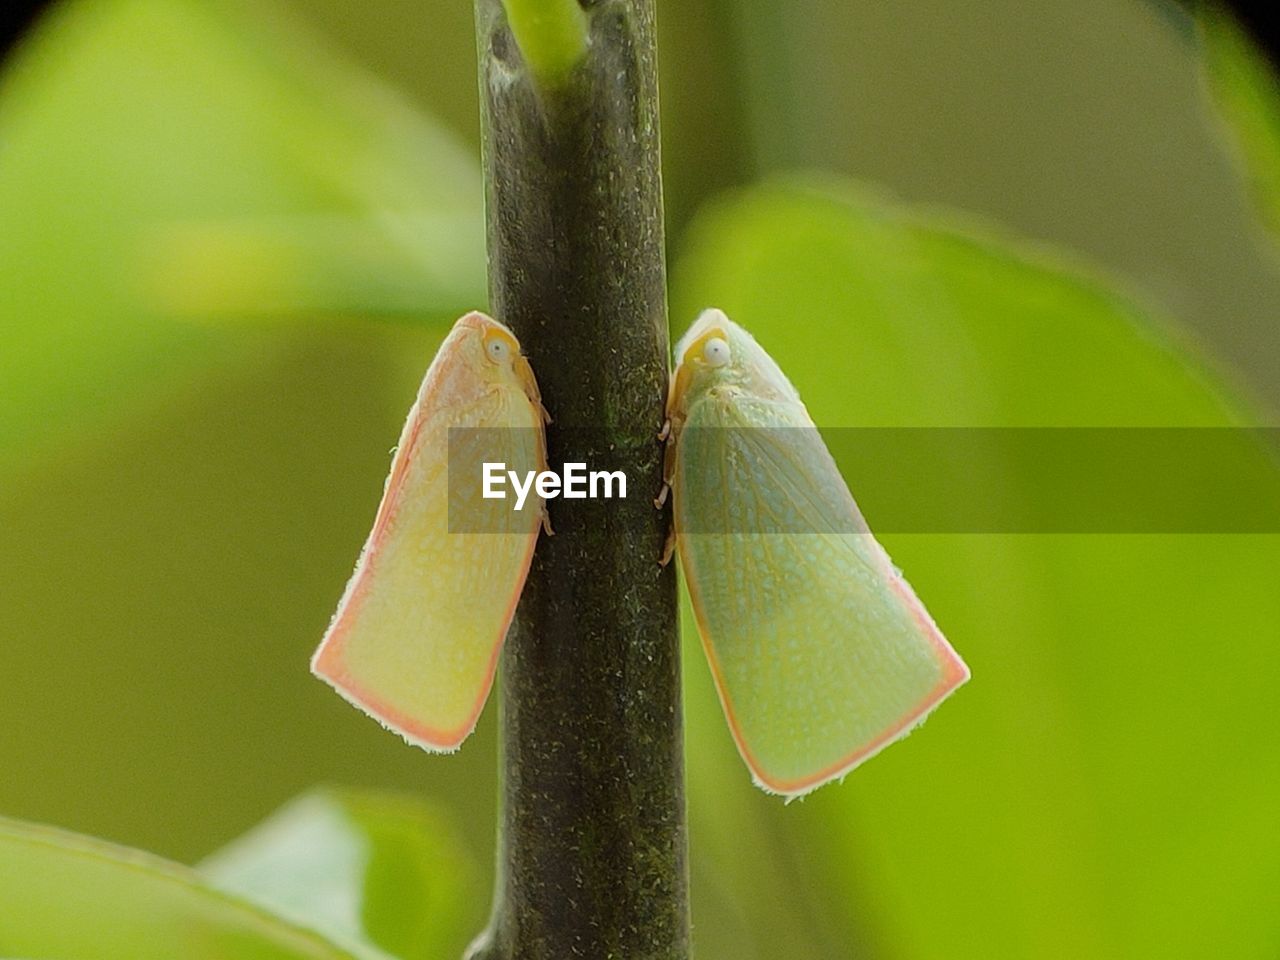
xmin=2 ymin=0 xmax=1278 ymax=957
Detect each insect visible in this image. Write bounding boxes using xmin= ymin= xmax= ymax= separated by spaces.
xmin=311 ymin=311 xmax=550 ymax=751
xmin=658 ymin=308 xmax=969 ymax=797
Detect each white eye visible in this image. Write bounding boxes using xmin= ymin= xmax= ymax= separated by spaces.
xmin=486 ymin=337 xmax=512 ymax=364
xmin=702 ymin=337 xmax=730 ymax=367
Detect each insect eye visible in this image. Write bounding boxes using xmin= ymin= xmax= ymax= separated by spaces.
xmin=702 ymin=337 xmax=730 ymax=368
xmin=485 ymin=336 xmax=512 ymax=364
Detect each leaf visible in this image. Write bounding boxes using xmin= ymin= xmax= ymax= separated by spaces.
xmin=0 ymin=815 xmax=364 ymax=959
xmin=0 ymin=0 xmax=482 ymax=474
xmin=671 ymin=179 xmax=1280 ymax=959
xmin=1199 ymin=6 xmax=1280 ymax=241
xmin=200 ymin=788 xmax=482 ymax=960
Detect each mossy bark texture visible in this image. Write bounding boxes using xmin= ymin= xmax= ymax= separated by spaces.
xmin=468 ymin=2 xmax=689 ymax=959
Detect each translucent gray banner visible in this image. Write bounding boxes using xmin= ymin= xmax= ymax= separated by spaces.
xmin=448 ymin=427 xmax=1280 ymax=533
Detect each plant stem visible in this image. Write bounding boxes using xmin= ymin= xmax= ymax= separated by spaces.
xmin=467 ymin=2 xmax=688 ymax=959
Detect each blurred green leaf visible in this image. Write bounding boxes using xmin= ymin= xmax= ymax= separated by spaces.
xmin=0 ymin=321 xmax=505 ymax=871
xmin=1200 ymin=5 xmax=1280 ymax=241
xmin=0 ymin=0 xmax=481 ymax=474
xmin=0 ymin=815 xmax=364 ymax=959
xmin=201 ymin=788 xmax=482 ymax=960
xmin=672 ymin=179 xmax=1280 ymax=959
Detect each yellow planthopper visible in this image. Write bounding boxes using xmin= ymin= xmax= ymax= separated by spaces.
xmin=311 ymin=311 xmax=549 ymax=752
xmin=659 ymin=308 xmax=969 ymax=798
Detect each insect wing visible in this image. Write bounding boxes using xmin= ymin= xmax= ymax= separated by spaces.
xmin=311 ymin=316 xmax=544 ymax=751
xmin=673 ymin=327 xmax=968 ymax=797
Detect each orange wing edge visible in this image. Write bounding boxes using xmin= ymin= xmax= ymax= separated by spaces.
xmin=309 ymin=325 xmax=541 ymax=754
xmin=310 ymin=514 xmax=538 ymax=752
xmin=682 ymin=547 xmax=970 ymax=800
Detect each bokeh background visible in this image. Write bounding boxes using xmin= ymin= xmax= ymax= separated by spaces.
xmin=2 ymin=0 xmax=1278 ymax=957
